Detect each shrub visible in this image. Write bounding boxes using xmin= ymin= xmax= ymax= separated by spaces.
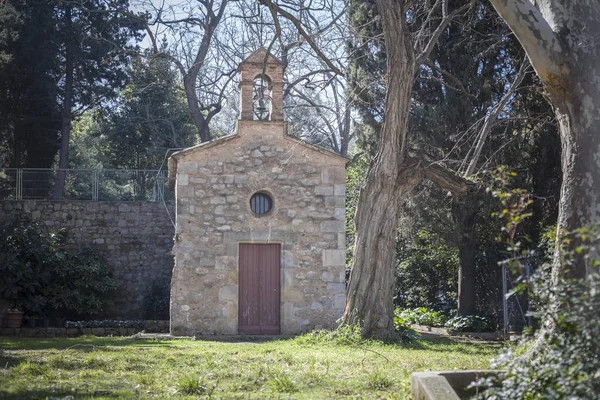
xmin=45 ymin=246 xmax=119 ymax=318
xmin=445 ymin=315 xmax=492 ymax=333
xmin=0 ymin=216 xmax=117 ymax=319
xmin=395 ymin=230 xmax=459 ymax=313
xmin=393 ymin=316 xmax=420 ymax=342
xmin=0 ymin=216 xmax=64 ymax=315
xmin=475 ymin=228 xmax=600 ymax=399
xmin=395 ymin=307 xmax=447 ymax=327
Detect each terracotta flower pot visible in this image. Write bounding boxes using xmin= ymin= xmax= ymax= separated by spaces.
xmin=5 ymin=311 xmax=24 ymax=328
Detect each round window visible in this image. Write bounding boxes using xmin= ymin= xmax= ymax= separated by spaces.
xmin=250 ymin=192 xmax=273 ymax=215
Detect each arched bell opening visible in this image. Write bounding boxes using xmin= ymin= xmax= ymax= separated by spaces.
xmin=253 ymin=75 xmax=272 ymax=121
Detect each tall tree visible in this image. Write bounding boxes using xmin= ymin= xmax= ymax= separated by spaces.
xmin=487 ymin=1 xmax=600 ymax=280
xmin=53 ymin=0 xmax=141 ymax=198
xmin=346 ymin=0 xmax=526 ymax=317
xmin=341 ymin=0 xmax=476 ymax=338
xmin=0 ymin=0 xmax=61 ymax=168
xmin=101 ymin=50 xmax=197 ymax=169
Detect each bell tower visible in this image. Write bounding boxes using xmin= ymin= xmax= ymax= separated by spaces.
xmin=238 ymin=48 xmax=284 ymax=121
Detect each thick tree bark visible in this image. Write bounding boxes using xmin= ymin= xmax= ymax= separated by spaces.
xmin=342 ymin=0 xmax=416 ymax=339
xmin=452 ymin=198 xmax=477 ymax=315
xmin=342 ymin=0 xmax=475 ymax=338
xmin=53 ymin=6 xmax=74 ymax=200
xmin=489 ymin=0 xmax=600 ymax=278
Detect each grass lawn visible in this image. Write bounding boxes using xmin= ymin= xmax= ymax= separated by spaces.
xmin=0 ymin=332 xmax=502 ymax=399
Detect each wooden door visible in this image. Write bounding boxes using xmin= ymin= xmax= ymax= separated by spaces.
xmin=238 ymin=244 xmax=280 ymax=334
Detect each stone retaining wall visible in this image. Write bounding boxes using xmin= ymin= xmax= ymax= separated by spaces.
xmin=0 ymin=320 xmax=170 ymax=338
xmin=0 ymin=201 xmax=175 ymax=319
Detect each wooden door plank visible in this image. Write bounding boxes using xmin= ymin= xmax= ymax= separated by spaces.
xmin=259 ymin=244 xmax=280 ymax=334
xmin=239 ymin=243 xmax=280 ymax=335
xmin=239 ymin=244 xmax=260 ymax=332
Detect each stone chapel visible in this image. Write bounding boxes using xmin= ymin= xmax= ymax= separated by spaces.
xmin=168 ymin=49 xmax=347 ymax=336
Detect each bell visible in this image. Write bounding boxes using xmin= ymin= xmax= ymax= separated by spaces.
xmin=257 ymin=98 xmax=267 ymax=115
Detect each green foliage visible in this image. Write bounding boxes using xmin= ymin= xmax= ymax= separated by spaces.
xmin=267 ymin=371 xmax=297 ymax=393
xmin=69 ymin=111 xmax=108 ymax=169
xmin=0 ymin=216 xmax=64 ymax=314
xmin=347 ymin=0 xmax=385 ymax=156
xmin=345 ymin=153 xmax=369 ymax=268
xmin=393 ymin=315 xmax=420 ymax=343
xmin=294 ymin=324 xmax=368 ymax=347
xmin=365 ymin=370 xmax=393 ymax=390
xmin=0 ymin=0 xmax=61 ymax=168
xmin=0 ymin=0 xmax=141 ymax=170
xmin=396 ymin=230 xmax=459 ymax=313
xmin=44 ymin=246 xmax=119 ymax=317
xmin=476 ymin=228 xmax=600 ymax=399
xmin=0 ymin=215 xmax=116 ymax=318
xmin=57 ymin=0 xmax=142 ymax=118
xmin=177 ymin=374 xmax=210 ymax=396
xmin=445 ymin=315 xmax=492 ymax=333
xmin=95 ymin=51 xmax=197 ymax=170
xmin=488 ymin=166 xmax=534 ymax=257
xmin=395 ymin=307 xmax=447 ymax=327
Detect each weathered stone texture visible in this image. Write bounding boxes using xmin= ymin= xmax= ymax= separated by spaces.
xmin=170 ymin=120 xmax=347 ymax=335
xmin=0 ymin=200 xmax=174 ymax=319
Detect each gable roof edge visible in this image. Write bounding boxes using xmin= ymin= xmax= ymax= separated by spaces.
xmin=239 ymin=47 xmax=283 ymax=67
xmin=283 ymin=134 xmax=349 ymax=164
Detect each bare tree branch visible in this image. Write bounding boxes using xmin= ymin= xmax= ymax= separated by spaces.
xmin=258 ymin=0 xmax=343 ymax=76
xmin=420 ymin=159 xmax=475 ymax=199
xmin=424 ymin=60 xmax=477 ymax=99
xmin=284 ymin=69 xmax=332 ymax=96
xmin=415 ymin=1 xmax=472 ymax=65
xmin=464 ymin=56 xmax=530 ymax=176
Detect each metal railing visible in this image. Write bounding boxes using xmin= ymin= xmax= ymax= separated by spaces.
xmin=0 ymin=168 xmax=172 ymax=202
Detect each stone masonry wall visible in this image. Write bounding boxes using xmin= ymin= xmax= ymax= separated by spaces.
xmin=0 ymin=201 xmax=174 ymax=319
xmin=170 ymin=120 xmax=347 ymax=335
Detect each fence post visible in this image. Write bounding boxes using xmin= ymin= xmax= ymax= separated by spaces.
xmin=502 ymin=264 xmax=508 ymax=334
xmin=92 ymin=170 xmax=99 ymax=201
xmin=16 ymin=169 xmax=22 ymax=200
xmin=158 ymin=173 xmax=165 ymax=202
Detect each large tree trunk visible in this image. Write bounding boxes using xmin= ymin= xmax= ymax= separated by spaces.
xmin=342 ymin=0 xmax=416 ymax=339
xmin=452 ymin=198 xmax=477 ymax=315
xmin=342 ymin=0 xmax=474 ymax=338
xmin=551 ymin=100 xmax=599 ymax=279
xmin=489 ymin=0 xmax=600 ymax=278
xmin=53 ymin=5 xmax=73 ymax=200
